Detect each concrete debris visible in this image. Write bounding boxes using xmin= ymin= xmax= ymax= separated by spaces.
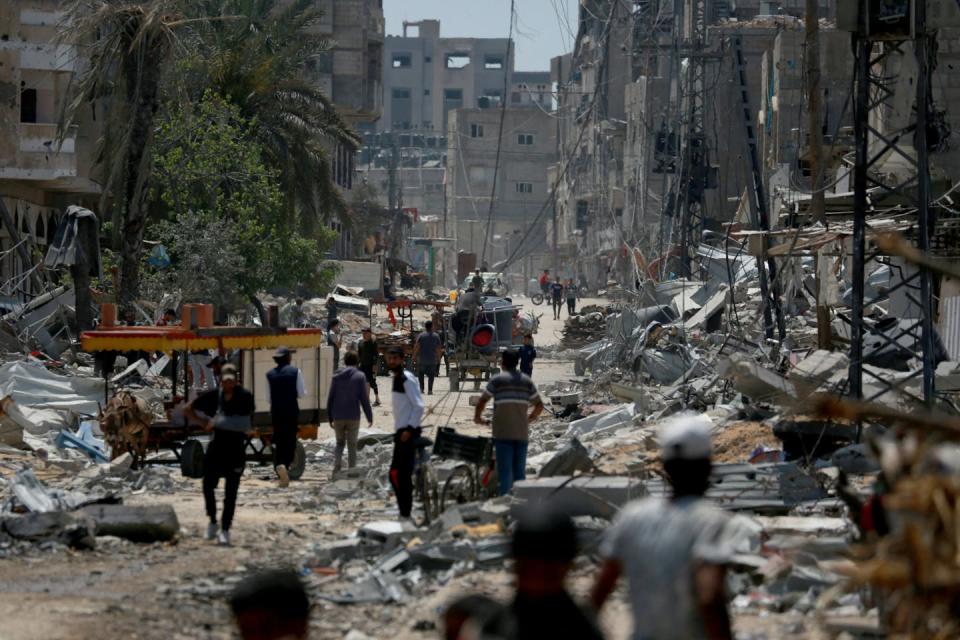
xmin=5 ymin=468 xmax=113 ymax=514
xmin=538 ymin=438 xmax=594 ymax=477
xmin=78 ymin=504 xmax=180 ymax=543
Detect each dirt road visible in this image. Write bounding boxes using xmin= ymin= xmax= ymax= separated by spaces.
xmin=0 ymin=296 xmax=821 ymax=639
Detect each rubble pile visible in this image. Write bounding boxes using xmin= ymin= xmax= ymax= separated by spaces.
xmin=560 ymin=310 xmax=607 ymax=348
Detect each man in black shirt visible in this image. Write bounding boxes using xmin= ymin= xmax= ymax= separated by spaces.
xmin=357 ymin=328 xmax=381 ymax=406
xmin=549 ymin=278 xmax=565 ymax=321
xmin=185 ymin=364 xmax=254 ymax=546
xmin=481 ymin=504 xmax=605 ymax=639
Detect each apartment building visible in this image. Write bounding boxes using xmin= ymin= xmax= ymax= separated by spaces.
xmin=446 ymin=106 xmax=557 ymax=268
xmin=0 ymin=2 xmax=99 ymax=301
xmin=308 ymin=0 xmax=385 ymax=257
xmin=381 ymin=19 xmax=519 ymax=133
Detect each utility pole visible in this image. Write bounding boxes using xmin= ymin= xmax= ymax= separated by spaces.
xmin=806 ymin=0 xmax=832 ymax=350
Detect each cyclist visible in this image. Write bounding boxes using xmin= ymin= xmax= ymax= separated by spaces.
xmin=538 ymin=269 xmax=550 ymax=295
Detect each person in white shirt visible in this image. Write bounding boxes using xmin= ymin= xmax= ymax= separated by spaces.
xmin=385 ymin=346 xmax=424 ymax=520
xmin=591 ymin=415 xmax=739 ymax=640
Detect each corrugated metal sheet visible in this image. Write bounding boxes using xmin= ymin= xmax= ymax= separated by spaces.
xmin=940 ymin=296 xmax=960 ymax=360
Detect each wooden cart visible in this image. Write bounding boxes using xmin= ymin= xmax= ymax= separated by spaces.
xmin=81 ymin=325 xmax=333 ymax=479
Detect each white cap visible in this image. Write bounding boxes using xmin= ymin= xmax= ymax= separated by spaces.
xmin=659 ymin=414 xmax=713 ymax=461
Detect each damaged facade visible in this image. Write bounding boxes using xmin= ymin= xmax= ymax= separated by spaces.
xmin=0 ymin=2 xmax=99 ymax=302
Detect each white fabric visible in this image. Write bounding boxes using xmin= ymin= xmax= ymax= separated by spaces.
xmin=392 ymin=371 xmax=424 ymax=430
xmin=659 ymin=413 xmax=713 ymax=461
xmin=601 ymin=497 xmax=738 ymax=640
xmin=0 ymin=361 xmax=104 ymax=422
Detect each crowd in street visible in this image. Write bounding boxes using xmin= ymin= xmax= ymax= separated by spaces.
xmin=150 ymin=301 xmax=737 ymax=640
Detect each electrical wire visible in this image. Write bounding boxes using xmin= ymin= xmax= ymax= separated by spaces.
xmin=480 ymin=0 xmax=518 ymax=265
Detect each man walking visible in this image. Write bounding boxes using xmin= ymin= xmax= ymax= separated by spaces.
xmin=326 ymin=319 xmax=342 ymax=370
xmin=326 ymin=351 xmax=374 ymax=473
xmin=184 ymin=364 xmax=254 ymax=546
xmin=591 ymin=415 xmax=739 ymax=640
xmin=519 ymin=334 xmax=537 ymax=378
xmin=549 ymin=278 xmax=565 ymax=321
xmin=474 ymin=349 xmax=543 ymax=493
xmin=566 ymin=279 xmax=578 ymax=316
xmin=357 ymin=328 xmax=381 ymax=406
xmin=413 ymin=320 xmax=443 ymax=395
xmin=266 ymin=347 xmax=305 ymax=488
xmin=386 ymin=346 xmax=424 ymax=521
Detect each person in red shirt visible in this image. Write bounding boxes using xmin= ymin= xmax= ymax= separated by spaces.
xmin=538 ymin=269 xmax=550 ymax=294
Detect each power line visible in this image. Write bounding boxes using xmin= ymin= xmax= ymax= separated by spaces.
xmin=480 ymin=0 xmax=517 ymax=266
xmin=498 ymin=0 xmax=619 ymax=272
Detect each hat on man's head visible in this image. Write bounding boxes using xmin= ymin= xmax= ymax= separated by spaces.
xmin=659 ymin=414 xmax=713 ymax=462
xmin=273 ymin=346 xmax=291 ymax=361
xmin=220 ymin=363 xmax=238 ymax=382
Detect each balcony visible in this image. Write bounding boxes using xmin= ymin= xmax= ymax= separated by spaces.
xmin=0 ymin=123 xmax=78 ymax=181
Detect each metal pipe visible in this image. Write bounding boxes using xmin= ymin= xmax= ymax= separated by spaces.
xmin=915 ymin=0 xmax=937 ymax=406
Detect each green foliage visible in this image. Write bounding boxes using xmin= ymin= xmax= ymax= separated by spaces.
xmin=180 ymin=0 xmax=361 ymax=228
xmin=145 ymin=93 xmax=336 ymax=306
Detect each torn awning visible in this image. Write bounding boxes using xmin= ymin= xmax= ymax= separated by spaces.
xmin=44 ymin=205 xmax=101 ymax=277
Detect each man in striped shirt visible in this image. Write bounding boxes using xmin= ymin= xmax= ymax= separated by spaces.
xmin=474 ymin=349 xmax=544 ymax=493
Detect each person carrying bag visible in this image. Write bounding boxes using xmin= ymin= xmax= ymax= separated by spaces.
xmin=185 ymin=363 xmax=254 ymax=546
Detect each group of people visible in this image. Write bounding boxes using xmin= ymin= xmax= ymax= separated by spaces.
xmin=538 ymin=269 xmax=581 ymax=320
xmin=442 ymin=414 xmax=737 ymax=640
xmin=229 ymin=416 xmax=736 ymax=640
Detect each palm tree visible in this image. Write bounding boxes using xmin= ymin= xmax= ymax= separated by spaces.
xmin=186 ymin=0 xmax=361 ymax=231
xmin=60 ymin=1 xmax=186 ymax=309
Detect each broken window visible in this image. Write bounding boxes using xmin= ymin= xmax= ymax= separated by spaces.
xmin=516 ymin=182 xmax=533 ymax=194
xmin=484 ymin=56 xmax=504 ymax=70
xmin=471 ymin=123 xmax=484 ymax=138
xmin=392 ymin=54 xmax=412 ymax=68
xmin=446 ymin=53 xmax=470 ymax=69
xmin=517 ymin=133 xmax=534 ymax=146
xmin=20 ymin=88 xmax=37 ymax=124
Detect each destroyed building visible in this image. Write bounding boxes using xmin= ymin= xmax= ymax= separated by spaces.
xmin=0 ymin=3 xmax=100 ymax=302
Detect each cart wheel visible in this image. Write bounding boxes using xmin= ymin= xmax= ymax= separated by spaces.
xmin=180 ymin=439 xmax=205 ymax=479
xmin=441 ymin=465 xmax=476 ymax=512
xmin=288 ymin=441 xmax=307 ymax=480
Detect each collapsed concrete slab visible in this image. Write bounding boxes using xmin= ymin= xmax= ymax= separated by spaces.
xmin=790 ymin=350 xmax=849 ymax=396
xmin=511 ymin=476 xmax=645 ymax=519
xmin=720 ymin=353 xmax=798 ymax=404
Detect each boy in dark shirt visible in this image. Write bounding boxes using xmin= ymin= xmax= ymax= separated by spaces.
xmin=184 ymin=364 xmax=254 ymax=546
xmin=518 ymin=334 xmax=537 ymax=378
